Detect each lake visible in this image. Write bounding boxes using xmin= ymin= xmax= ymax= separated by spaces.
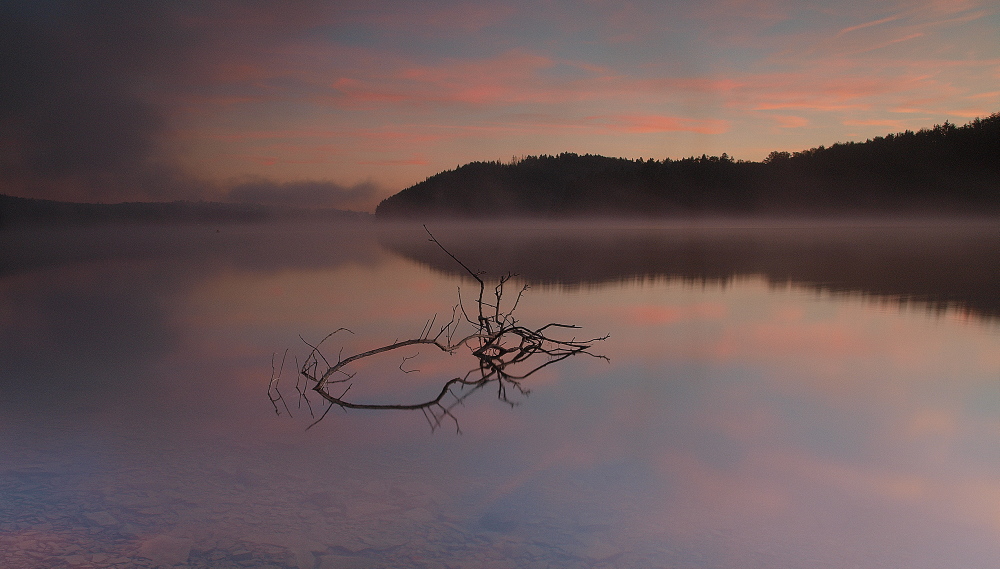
xmin=3 ymin=218 xmax=1000 ymax=568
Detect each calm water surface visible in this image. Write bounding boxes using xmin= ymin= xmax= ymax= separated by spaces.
xmin=2 ymin=220 xmax=1000 ymax=568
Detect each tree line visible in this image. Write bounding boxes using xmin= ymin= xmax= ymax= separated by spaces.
xmin=375 ymin=113 xmax=1000 ymax=217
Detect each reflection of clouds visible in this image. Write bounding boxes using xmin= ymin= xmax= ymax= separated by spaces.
xmin=626 ymin=302 xmax=728 ymax=325
xmin=706 ymin=292 xmax=1000 ymax=383
xmin=518 ymin=272 xmax=1000 ymax=562
xmin=713 ymin=308 xmax=876 ymax=360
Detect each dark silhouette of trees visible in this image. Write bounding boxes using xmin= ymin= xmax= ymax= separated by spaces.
xmin=268 ymin=227 xmax=607 ymax=431
xmin=375 ymin=113 xmax=1000 ymax=218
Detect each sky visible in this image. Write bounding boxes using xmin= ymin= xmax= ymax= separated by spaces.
xmin=2 ymin=0 xmax=998 ymax=211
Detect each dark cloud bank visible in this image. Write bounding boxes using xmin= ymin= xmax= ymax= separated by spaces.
xmin=0 ymin=1 xmax=369 ymax=210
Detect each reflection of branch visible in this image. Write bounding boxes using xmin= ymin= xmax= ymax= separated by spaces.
xmin=267 ymin=350 xmax=290 ymax=416
xmin=399 ymin=352 xmax=420 ymax=373
xmin=272 ymin=227 xmax=607 ymax=431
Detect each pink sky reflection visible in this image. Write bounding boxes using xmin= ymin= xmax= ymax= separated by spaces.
xmin=9 ymin=229 xmax=998 ymax=565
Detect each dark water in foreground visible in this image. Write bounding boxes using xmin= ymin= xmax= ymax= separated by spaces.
xmin=2 ymin=219 xmax=1000 ymax=568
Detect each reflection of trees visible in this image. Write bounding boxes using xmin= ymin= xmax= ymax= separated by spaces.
xmin=381 ymin=222 xmax=1000 ymax=322
xmin=270 ymin=228 xmax=607 ymax=431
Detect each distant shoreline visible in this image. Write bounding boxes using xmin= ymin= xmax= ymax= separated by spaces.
xmin=7 ymin=193 xmax=1000 ymax=231
xmin=0 ymin=194 xmax=372 ymax=228
xmin=6 ymin=114 xmax=997 ymax=225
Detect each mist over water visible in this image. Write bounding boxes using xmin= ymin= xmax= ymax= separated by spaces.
xmin=381 ymin=217 xmax=1000 ymax=319
xmin=2 ymin=218 xmax=1000 ymax=568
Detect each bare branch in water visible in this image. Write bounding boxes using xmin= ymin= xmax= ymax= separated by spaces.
xmin=273 ymin=226 xmax=607 ymax=431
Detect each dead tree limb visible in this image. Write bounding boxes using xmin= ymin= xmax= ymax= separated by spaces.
xmin=270 ymin=226 xmax=608 ymax=431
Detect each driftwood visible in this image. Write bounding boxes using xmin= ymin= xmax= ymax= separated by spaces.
xmin=269 ymin=226 xmax=607 ymax=432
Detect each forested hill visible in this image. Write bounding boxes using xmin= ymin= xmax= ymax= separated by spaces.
xmin=376 ymin=114 xmax=1000 ymax=218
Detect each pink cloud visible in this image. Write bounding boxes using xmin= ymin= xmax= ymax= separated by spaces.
xmin=842 ymin=118 xmax=908 ymax=129
xmin=753 ymin=102 xmax=871 ymax=111
xmin=351 ymin=130 xmax=445 ymax=144
xmin=773 ymin=115 xmax=810 ymax=128
xmin=837 ymin=13 xmax=907 ymax=36
xmin=356 ymin=155 xmax=430 ymax=166
xmin=844 ymin=32 xmax=925 ymax=55
xmin=329 ymin=51 xmax=576 ymax=108
xmin=738 ymin=73 xmax=929 ymax=112
xmin=311 ymin=49 xmax=747 ymax=114
xmin=191 ymin=129 xmax=340 ymax=142
xmin=594 ymin=115 xmax=731 ymax=135
xmin=966 ymin=90 xmax=1000 ymax=99
xmin=330 ymin=77 xmax=412 ymax=104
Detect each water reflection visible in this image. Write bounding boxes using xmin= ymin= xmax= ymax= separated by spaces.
xmin=2 ymin=220 xmax=1000 ymax=568
xmin=381 ymin=219 xmax=1000 ymax=320
xmin=279 ymin=228 xmax=607 ymax=432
